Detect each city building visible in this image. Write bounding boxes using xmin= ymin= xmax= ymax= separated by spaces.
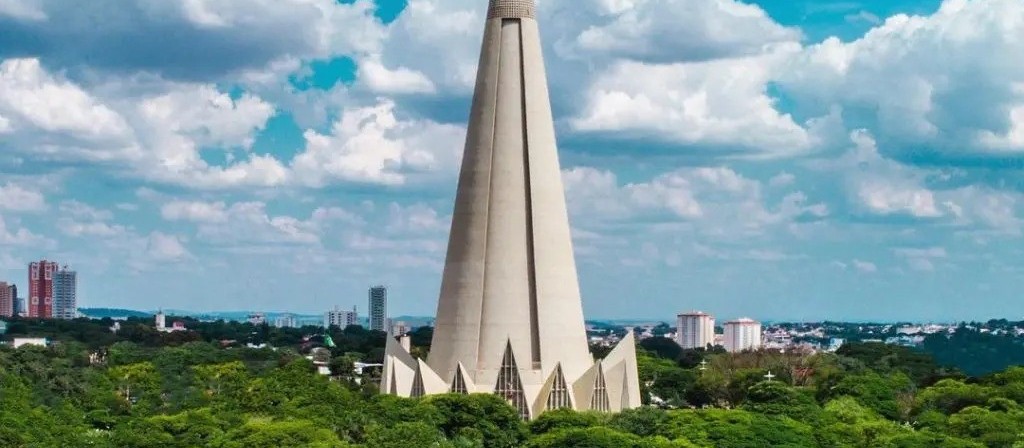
xmin=274 ymin=314 xmax=299 ymax=328
xmin=676 ymin=311 xmax=716 ymax=349
xmin=247 ymin=313 xmax=266 ymax=325
xmin=13 ymin=337 xmax=49 ymax=348
xmin=723 ymin=318 xmax=762 ymax=353
xmin=369 ymin=286 xmax=387 ymax=332
xmin=10 ymin=284 xmax=20 ymax=316
xmin=155 ymin=310 xmax=166 ymax=330
xmin=325 ymin=306 xmax=358 ymax=329
xmin=0 ymin=320 xmax=7 ymax=334
xmin=381 ymin=0 xmax=640 ymax=419
xmin=391 ymin=320 xmax=410 ymax=336
xmin=53 ymin=266 xmax=77 ymax=320
xmin=28 ymin=260 xmax=59 ymax=318
xmin=0 ymin=281 xmax=12 ymax=317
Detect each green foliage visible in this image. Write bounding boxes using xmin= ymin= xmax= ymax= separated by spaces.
xmin=525 ymin=426 xmax=698 ymax=448
xmin=742 ymin=381 xmax=822 ymax=421
xmin=837 ymin=342 xmax=947 ymax=386
xmin=921 ymin=328 xmax=1024 ymax=377
xmin=820 ymin=371 xmax=915 ymax=420
xmin=363 ymin=422 xmax=453 ymax=448
xmin=529 ymin=408 xmax=608 ymax=434
xmin=424 ymin=394 xmax=528 ymax=448
xmin=2 ymin=319 xmax=1024 ymax=447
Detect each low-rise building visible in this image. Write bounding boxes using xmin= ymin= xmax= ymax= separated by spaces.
xmin=13 ymin=337 xmax=49 ymax=348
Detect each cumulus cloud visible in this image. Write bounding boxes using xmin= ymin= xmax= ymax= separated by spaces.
xmin=0 ymin=59 xmax=134 ymax=153
xmin=0 ymin=182 xmax=46 ymax=212
xmin=291 ymin=99 xmax=465 ymax=186
xmin=776 ymin=0 xmax=1024 ymax=156
xmin=821 ymin=129 xmax=1024 ymax=232
xmin=852 ymin=259 xmax=878 ymax=273
xmin=0 ymin=0 xmax=386 ymax=80
xmin=570 ymin=0 xmax=801 ymax=63
xmin=0 ymin=214 xmax=52 ymax=247
xmin=357 ymin=57 xmax=436 ymax=94
xmin=161 ymin=199 xmax=360 ymax=246
xmin=146 ymin=232 xmax=191 ymax=261
xmin=570 ymin=48 xmax=817 ymax=156
xmin=894 ymin=247 xmax=948 ymax=272
xmin=0 ymin=0 xmax=46 ymax=21
xmin=563 ymin=165 xmax=827 ymax=237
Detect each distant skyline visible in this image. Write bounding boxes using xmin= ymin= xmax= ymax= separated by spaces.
xmin=2 ymin=0 xmax=1024 ymax=321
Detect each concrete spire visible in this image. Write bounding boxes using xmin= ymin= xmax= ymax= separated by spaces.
xmin=381 ymin=0 xmax=640 ymax=419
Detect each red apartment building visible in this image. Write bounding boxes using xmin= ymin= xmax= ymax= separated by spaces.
xmin=28 ymin=260 xmax=59 ymax=318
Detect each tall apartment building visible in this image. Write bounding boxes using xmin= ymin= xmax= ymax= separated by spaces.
xmin=368 ymin=286 xmax=387 ymax=332
xmin=10 ymin=284 xmax=19 ymax=316
xmin=676 ymin=311 xmax=716 ymax=349
xmin=324 ymin=306 xmax=358 ymax=329
xmin=53 ymin=266 xmax=77 ymax=320
xmin=0 ymin=281 xmax=12 ymax=317
xmin=723 ymin=318 xmax=762 ymax=353
xmin=28 ymin=260 xmax=59 ymax=318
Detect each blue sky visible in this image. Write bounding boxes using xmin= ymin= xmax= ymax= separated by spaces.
xmin=1 ymin=0 xmax=1023 ymax=321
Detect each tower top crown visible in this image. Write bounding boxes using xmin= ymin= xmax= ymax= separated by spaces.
xmin=487 ymin=0 xmax=536 ymax=19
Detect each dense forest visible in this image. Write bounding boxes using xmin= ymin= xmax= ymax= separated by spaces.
xmin=1 ymin=318 xmax=1023 ymax=447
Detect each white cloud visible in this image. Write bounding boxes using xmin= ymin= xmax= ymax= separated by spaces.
xmin=373 ymin=0 xmax=484 ymax=93
xmin=570 ymin=48 xmax=815 ymax=156
xmin=56 ymin=201 xmax=128 ymax=238
xmin=894 ymin=247 xmax=948 ymax=271
xmin=0 ymin=59 xmax=133 ymax=148
xmin=0 ymin=0 xmax=386 ymax=79
xmin=824 ymin=130 xmax=1024 ymax=229
xmin=769 ymin=172 xmax=796 ymax=187
xmin=162 ymin=199 xmax=361 ymax=246
xmin=853 ymin=259 xmax=878 ymax=273
xmin=776 ymin=0 xmax=1024 ymax=155
xmin=563 ymin=165 xmax=826 ymax=237
xmin=0 ymin=214 xmax=52 ymax=247
xmin=291 ymin=99 xmax=465 ymax=186
xmin=0 ymin=183 xmax=46 ymax=212
xmin=146 ymin=232 xmax=191 ymax=261
xmin=357 ymin=58 xmax=436 ymax=94
xmin=856 ymin=182 xmax=942 ymax=218
xmin=0 ymin=0 xmax=46 ymax=21
xmin=138 ymin=85 xmax=274 ymax=150
xmin=571 ymin=0 xmax=800 ymax=63
xmin=161 ymin=201 xmax=230 ymax=223
xmin=385 ymin=203 xmax=448 ymax=235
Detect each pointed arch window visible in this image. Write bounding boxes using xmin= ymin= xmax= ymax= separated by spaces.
xmin=545 ymin=364 xmax=571 ymax=411
xmin=451 ymin=365 xmax=468 ymax=394
xmin=494 ymin=341 xmax=529 ymax=419
xmin=591 ymin=365 xmax=610 ymax=412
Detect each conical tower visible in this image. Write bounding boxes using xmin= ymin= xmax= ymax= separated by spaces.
xmin=381 ymin=0 xmax=640 ymax=419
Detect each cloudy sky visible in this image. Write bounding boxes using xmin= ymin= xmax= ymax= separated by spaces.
xmin=1 ymin=0 xmax=1023 ymax=321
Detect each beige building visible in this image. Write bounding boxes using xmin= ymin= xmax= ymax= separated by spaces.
xmin=677 ymin=311 xmax=716 ymax=349
xmin=381 ymin=0 xmax=640 ymax=419
xmin=724 ymin=318 xmax=762 ymax=353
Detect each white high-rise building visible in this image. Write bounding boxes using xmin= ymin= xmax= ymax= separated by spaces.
xmin=381 ymin=0 xmax=640 ymax=419
xmin=53 ymin=267 xmax=77 ymax=320
xmin=723 ymin=318 xmax=762 ymax=353
xmin=325 ymin=306 xmax=358 ymax=329
xmin=274 ymin=314 xmax=299 ymax=328
xmin=676 ymin=311 xmax=715 ymax=349
xmin=155 ymin=310 xmax=166 ymax=330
